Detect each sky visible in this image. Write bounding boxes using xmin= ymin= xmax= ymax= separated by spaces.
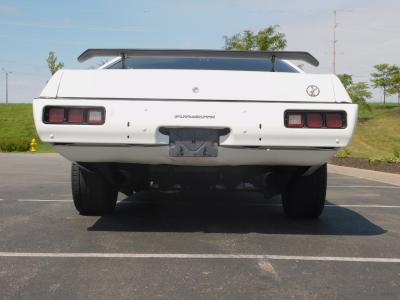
xmin=0 ymin=0 xmax=399 ymax=103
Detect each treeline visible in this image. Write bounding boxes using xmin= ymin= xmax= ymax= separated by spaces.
xmin=338 ymin=65 xmax=400 ymax=108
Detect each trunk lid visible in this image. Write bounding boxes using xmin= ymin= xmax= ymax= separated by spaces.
xmin=54 ymin=69 xmax=338 ymax=102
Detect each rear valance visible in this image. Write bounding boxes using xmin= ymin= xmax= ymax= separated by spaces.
xmin=77 ymin=49 xmax=319 ymax=67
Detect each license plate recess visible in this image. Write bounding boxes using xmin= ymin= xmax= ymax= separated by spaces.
xmin=169 ymin=128 xmax=218 ymax=157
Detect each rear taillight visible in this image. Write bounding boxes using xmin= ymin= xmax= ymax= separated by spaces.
xmin=285 ymin=111 xmax=346 ymax=129
xmin=44 ymin=106 xmax=105 ymax=125
xmin=68 ymin=108 xmax=85 ymax=123
xmin=287 ymin=112 xmax=304 ymax=127
xmin=48 ymin=108 xmax=65 ymax=123
xmin=306 ymin=112 xmax=323 ymax=128
xmin=87 ymin=109 xmax=104 ymax=124
xmin=326 ymin=112 xmax=344 ymax=128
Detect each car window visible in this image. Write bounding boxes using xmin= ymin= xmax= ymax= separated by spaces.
xmin=107 ymin=56 xmax=298 ymax=72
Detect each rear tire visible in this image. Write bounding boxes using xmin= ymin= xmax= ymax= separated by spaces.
xmin=282 ymin=164 xmax=327 ymax=219
xmin=71 ymin=163 xmax=117 ymax=216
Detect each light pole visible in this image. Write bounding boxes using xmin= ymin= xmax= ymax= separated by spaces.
xmin=2 ymin=68 xmax=12 ymax=104
xmin=333 ymin=10 xmax=337 ymax=74
xmin=332 ymin=9 xmax=353 ymax=74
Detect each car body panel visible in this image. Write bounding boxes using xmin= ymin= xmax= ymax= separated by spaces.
xmin=40 ymin=69 xmax=350 ymax=103
xmin=33 ymin=98 xmax=357 ymax=148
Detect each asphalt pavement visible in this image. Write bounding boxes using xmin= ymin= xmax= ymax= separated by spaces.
xmin=0 ymin=153 xmax=400 ymax=299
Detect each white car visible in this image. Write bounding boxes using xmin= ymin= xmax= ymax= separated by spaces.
xmin=33 ymin=49 xmax=357 ymax=218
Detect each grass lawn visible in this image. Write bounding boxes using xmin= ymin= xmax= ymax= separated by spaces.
xmin=0 ymin=103 xmax=53 ymax=152
xmin=346 ymin=103 xmax=400 ymax=161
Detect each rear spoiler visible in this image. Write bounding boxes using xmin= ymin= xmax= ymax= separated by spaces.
xmin=77 ymin=49 xmax=319 ymax=67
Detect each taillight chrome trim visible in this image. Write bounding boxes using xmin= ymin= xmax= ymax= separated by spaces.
xmin=43 ymin=106 xmax=106 ymax=125
xmin=284 ymin=110 xmax=347 ymax=129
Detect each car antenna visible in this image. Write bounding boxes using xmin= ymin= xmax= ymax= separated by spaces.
xmin=271 ymin=55 xmax=276 ymax=72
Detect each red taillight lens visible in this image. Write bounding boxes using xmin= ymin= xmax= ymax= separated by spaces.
xmin=68 ymin=108 xmax=85 ymax=123
xmin=87 ymin=109 xmax=104 ymax=124
xmin=48 ymin=108 xmax=65 ymax=123
xmin=285 ymin=111 xmax=346 ymax=129
xmin=306 ymin=112 xmax=323 ymax=128
xmin=326 ymin=112 xmax=344 ymax=128
xmin=45 ymin=106 xmax=104 ymax=125
xmin=287 ymin=112 xmax=304 ymax=127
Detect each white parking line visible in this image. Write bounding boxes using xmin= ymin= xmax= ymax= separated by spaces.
xmin=17 ymin=199 xmax=72 ymax=202
xmin=353 ymin=194 xmax=381 ymax=197
xmin=0 ymin=252 xmax=399 ymax=263
xmin=328 ymin=185 xmax=400 ymax=189
xmin=326 ymin=204 xmax=400 ymax=208
xmin=258 ymin=204 xmax=400 ymax=209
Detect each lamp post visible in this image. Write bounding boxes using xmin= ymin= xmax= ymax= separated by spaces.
xmin=332 ymin=9 xmax=353 ymax=74
xmin=2 ymin=68 xmax=12 ymax=104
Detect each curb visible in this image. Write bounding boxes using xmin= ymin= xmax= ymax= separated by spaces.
xmin=328 ymin=164 xmax=400 ymax=187
xmin=0 ymin=152 xmax=58 ymax=156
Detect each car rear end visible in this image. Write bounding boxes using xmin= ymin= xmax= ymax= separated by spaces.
xmin=32 ymin=50 xmax=357 ymax=218
xmin=34 ymin=68 xmax=357 ymax=166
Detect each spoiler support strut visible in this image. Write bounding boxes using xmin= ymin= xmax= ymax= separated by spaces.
xmin=121 ymin=53 xmax=127 ymax=69
xmin=271 ymin=55 xmax=276 ymax=72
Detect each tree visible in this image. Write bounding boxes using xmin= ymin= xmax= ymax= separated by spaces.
xmin=388 ymin=65 xmax=400 ymax=104
xmin=223 ymin=26 xmax=286 ymax=51
xmin=337 ymin=73 xmax=353 ymax=89
xmin=338 ymin=73 xmax=371 ymax=111
xmin=347 ymin=82 xmax=372 ymax=111
xmin=371 ymin=64 xmax=391 ymax=104
xmin=46 ymin=51 xmax=64 ymax=75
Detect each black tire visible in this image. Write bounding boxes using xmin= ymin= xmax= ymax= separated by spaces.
xmin=71 ymin=163 xmax=117 ymax=216
xmin=282 ymin=164 xmax=327 ymax=219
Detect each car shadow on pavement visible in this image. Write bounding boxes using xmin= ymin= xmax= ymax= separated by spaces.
xmin=88 ymin=190 xmax=386 ymax=236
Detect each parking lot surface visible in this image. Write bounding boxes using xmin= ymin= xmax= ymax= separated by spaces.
xmin=1 ymin=153 xmax=400 ymax=299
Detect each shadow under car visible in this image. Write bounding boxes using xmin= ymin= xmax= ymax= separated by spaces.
xmin=87 ymin=190 xmax=386 ymax=236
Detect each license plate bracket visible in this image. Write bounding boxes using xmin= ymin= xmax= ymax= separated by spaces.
xmin=169 ymin=128 xmax=218 ymax=157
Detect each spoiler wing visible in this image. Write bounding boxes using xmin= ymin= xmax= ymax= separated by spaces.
xmin=77 ymin=49 xmax=319 ymax=67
